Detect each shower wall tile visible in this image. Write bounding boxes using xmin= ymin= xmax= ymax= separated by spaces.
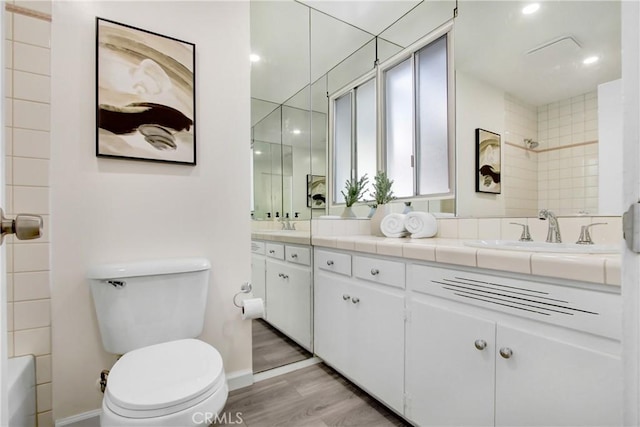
xmin=13 ymin=42 xmax=51 ymax=75
xmin=14 ymin=326 xmax=51 ymax=356
xmin=14 ymin=299 xmax=50 ymax=330
xmin=4 ymin=4 xmax=53 ymax=424
xmin=14 ymin=271 xmax=50 ymax=301
xmin=13 ymin=71 xmax=50 ymax=103
xmin=537 ymin=91 xmax=598 ymax=216
xmin=13 ymin=14 xmax=50 ymax=48
xmin=13 ymin=128 xmax=49 ymax=158
xmin=13 ymin=157 xmax=49 ymax=186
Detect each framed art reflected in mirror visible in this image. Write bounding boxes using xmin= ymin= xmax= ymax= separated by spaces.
xmin=307 ymin=175 xmax=326 ymax=208
xmin=476 ymin=128 xmax=501 ymax=194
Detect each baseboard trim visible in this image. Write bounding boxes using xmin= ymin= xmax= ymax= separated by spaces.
xmin=253 ymin=357 xmax=322 ymax=383
xmin=226 ymin=369 xmax=254 ymax=391
xmin=55 ymin=409 xmax=101 ymax=427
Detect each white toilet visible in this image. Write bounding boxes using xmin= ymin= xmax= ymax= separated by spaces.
xmin=87 ymin=258 xmax=228 ymax=427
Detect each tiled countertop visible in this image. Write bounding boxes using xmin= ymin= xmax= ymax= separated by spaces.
xmin=311 ymin=235 xmax=621 ymax=287
xmin=251 ymin=230 xmax=311 ymax=246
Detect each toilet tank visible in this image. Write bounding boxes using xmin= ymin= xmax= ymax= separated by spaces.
xmin=87 ymin=258 xmax=211 ymax=354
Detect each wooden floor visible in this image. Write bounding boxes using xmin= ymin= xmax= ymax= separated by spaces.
xmin=214 ymin=363 xmax=410 ymax=427
xmin=252 ymin=319 xmax=312 ymax=373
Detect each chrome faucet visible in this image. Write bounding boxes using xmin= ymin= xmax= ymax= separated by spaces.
xmin=279 ymin=216 xmax=295 ymax=230
xmin=538 ymin=209 xmax=562 ymax=243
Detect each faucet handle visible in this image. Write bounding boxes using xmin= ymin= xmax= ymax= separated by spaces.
xmin=510 ymin=222 xmax=533 ymax=242
xmin=576 ymin=223 xmax=608 ymax=245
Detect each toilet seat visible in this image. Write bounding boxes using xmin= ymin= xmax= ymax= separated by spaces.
xmin=104 ymin=339 xmax=225 ymax=419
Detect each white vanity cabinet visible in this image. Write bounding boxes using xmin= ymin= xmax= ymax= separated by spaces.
xmin=314 ymin=250 xmax=405 ymax=414
xmin=250 ymin=241 xmax=266 ymax=305
xmin=406 ymin=263 xmax=622 ymax=427
xmin=265 ymin=243 xmax=312 ymax=351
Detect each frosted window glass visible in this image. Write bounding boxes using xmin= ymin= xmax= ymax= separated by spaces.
xmin=416 ymin=35 xmax=449 ymax=195
xmin=385 ymin=58 xmax=414 ymax=198
xmin=356 ymin=79 xmax=376 ymax=198
xmin=334 ymin=93 xmax=352 ymax=203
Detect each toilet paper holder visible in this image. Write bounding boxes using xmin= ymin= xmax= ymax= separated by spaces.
xmin=233 ymin=282 xmax=252 ymax=308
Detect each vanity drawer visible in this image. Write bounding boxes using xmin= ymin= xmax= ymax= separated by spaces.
xmin=266 ymin=243 xmax=285 ymax=260
xmin=316 ymin=250 xmax=351 ymax=277
xmin=354 ymin=255 xmax=405 ymax=289
xmin=286 ymin=245 xmax=311 ymax=266
xmin=251 ymin=240 xmax=265 ymax=255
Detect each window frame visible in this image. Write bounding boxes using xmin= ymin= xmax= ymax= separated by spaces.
xmin=377 ymin=20 xmax=455 ymax=201
xmin=328 ymin=70 xmax=377 ymax=206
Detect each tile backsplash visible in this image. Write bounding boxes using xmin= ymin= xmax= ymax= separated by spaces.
xmin=312 ymin=215 xmax=623 ymax=245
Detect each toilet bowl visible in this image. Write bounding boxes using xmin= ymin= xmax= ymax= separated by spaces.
xmin=87 ymin=258 xmax=228 ymax=427
xmin=101 ymin=339 xmax=228 ymax=427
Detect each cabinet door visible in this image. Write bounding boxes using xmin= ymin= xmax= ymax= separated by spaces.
xmin=406 ymin=297 xmax=495 ymax=426
xmin=495 ymin=325 xmax=622 ymax=427
xmin=348 ymin=281 xmax=405 ymax=414
xmin=314 ymin=271 xmax=350 ymax=373
xmin=266 ymin=259 xmax=312 ymax=350
xmin=251 ymin=254 xmax=266 ymax=307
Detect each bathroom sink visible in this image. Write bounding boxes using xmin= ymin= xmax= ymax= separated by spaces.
xmin=464 ymin=239 xmax=620 ymax=254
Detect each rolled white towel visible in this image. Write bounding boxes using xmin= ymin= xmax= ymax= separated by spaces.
xmin=380 ymin=213 xmax=408 ymax=238
xmin=405 ymin=211 xmax=438 ymax=238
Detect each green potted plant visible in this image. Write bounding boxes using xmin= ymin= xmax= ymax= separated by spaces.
xmin=370 ymin=171 xmax=395 ymax=235
xmin=340 ymin=174 xmax=368 ymax=218
xmin=371 ymin=171 xmax=395 ymax=205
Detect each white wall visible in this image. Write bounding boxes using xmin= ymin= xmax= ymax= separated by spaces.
xmin=50 ymin=1 xmax=250 ymax=421
xmin=455 ymin=71 xmax=506 ymax=217
xmin=598 ymin=79 xmax=623 ymax=215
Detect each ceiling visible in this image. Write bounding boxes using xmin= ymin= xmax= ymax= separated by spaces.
xmin=251 ymin=0 xmax=621 ymax=124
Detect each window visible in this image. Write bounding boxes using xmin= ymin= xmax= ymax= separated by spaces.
xmin=331 ymin=76 xmax=377 ymax=203
xmin=329 ymin=25 xmax=453 ymax=207
xmin=383 ymin=33 xmax=452 ymax=198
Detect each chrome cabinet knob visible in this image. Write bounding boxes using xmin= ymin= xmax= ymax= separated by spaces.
xmin=326 ymin=260 xmax=334 ymax=266
xmin=351 ymin=297 xmax=360 ymax=304
xmin=291 ymin=253 xmax=298 ymax=258
xmin=0 ymin=209 xmax=42 ymax=244
xmin=474 ymin=339 xmax=487 ymax=350
xmin=370 ymin=268 xmax=380 ymax=276
xmin=342 ymin=294 xmax=351 ymax=301
xmin=269 ymin=250 xmax=275 ymax=254
xmin=499 ymin=347 xmax=513 ymax=359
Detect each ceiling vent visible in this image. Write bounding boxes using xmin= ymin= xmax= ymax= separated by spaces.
xmin=526 ymin=35 xmax=582 ymax=56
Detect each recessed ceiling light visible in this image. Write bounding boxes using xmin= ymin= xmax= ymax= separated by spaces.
xmin=292 ymin=129 xmax=301 ymax=135
xmin=583 ymin=56 xmax=599 ymax=65
xmin=250 ymin=54 xmax=261 ymax=63
xmin=522 ymin=3 xmax=540 ymax=15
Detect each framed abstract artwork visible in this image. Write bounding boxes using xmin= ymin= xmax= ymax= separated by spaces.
xmin=96 ymin=18 xmax=196 ymax=165
xmin=475 ymin=128 xmax=501 ymax=194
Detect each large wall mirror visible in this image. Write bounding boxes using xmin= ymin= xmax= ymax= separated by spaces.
xmin=250 ymin=0 xmax=621 ymax=373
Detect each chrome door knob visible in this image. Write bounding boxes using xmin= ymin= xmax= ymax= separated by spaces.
xmin=499 ymin=347 xmax=513 ymax=359
xmin=0 ymin=209 xmax=42 ymax=244
xmin=474 ymin=339 xmax=487 ymax=350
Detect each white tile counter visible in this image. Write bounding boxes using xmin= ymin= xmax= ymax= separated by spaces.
xmin=312 ymin=235 xmax=621 ymax=287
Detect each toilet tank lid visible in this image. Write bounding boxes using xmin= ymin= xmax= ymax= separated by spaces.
xmin=87 ymin=258 xmax=211 ymax=280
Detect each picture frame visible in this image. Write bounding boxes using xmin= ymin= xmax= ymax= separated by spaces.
xmin=96 ymin=18 xmax=196 ymax=165
xmin=475 ymin=128 xmax=501 ymax=194
xmin=307 ymin=175 xmax=326 ymax=208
